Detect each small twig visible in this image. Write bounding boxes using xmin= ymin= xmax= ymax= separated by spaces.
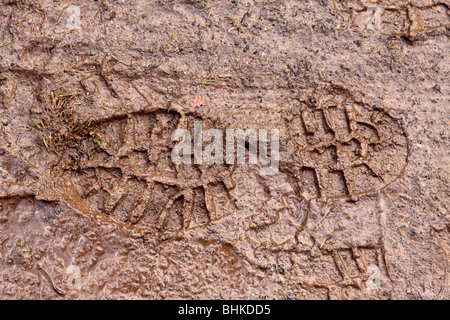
xmin=37 ymin=262 xmax=66 ymax=296
xmin=0 ymin=39 xmax=16 ymax=47
xmin=432 ymin=229 xmax=448 ymax=258
xmin=102 ymin=47 xmax=132 ymax=66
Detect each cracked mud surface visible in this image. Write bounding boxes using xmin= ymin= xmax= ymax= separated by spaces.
xmin=0 ymin=0 xmax=449 ymax=299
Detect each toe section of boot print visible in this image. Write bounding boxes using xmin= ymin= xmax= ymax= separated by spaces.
xmin=286 ymin=93 xmax=408 ymax=201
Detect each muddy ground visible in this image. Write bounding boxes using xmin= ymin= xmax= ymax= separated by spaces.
xmin=0 ymin=0 xmax=448 ymax=299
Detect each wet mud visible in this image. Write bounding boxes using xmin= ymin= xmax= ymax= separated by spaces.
xmin=0 ymin=0 xmax=449 ymax=299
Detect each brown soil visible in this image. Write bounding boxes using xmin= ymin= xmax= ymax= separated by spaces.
xmin=0 ymin=0 xmax=448 ymax=299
